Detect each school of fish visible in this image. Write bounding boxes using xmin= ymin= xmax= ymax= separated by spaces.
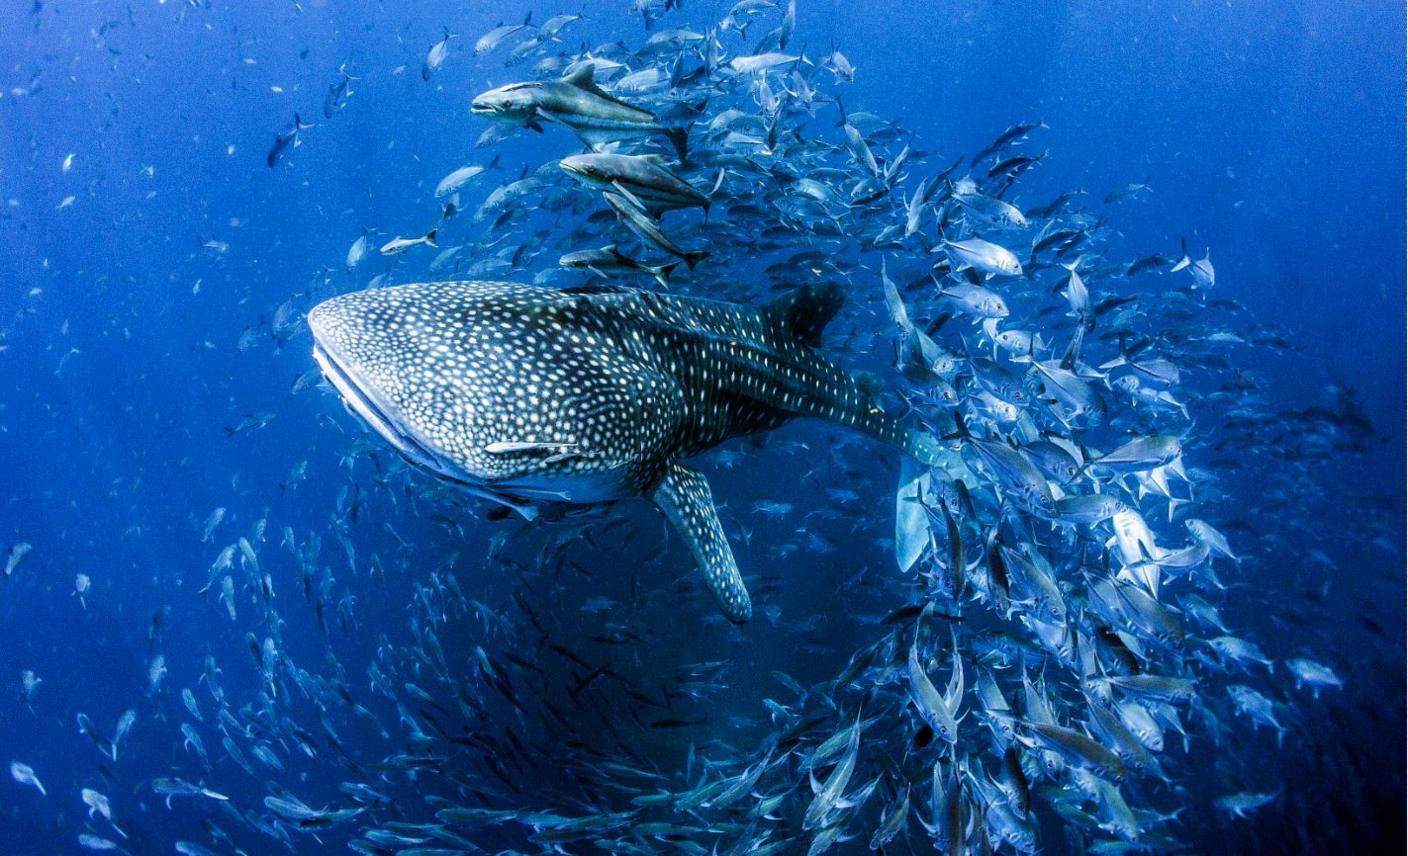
xmin=4 ymin=2 xmax=1399 ymax=855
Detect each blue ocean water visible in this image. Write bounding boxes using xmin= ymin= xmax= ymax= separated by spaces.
xmin=1 ymin=1 xmax=1403 ymax=854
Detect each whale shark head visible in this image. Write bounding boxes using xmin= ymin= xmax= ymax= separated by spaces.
xmin=308 ymin=285 xmax=492 ymax=486
xmin=306 ymin=281 xmax=675 ymax=510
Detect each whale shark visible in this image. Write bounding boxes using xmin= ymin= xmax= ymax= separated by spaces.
xmin=308 ymin=280 xmax=949 ymax=623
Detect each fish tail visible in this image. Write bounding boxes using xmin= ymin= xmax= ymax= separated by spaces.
xmin=652 ymin=261 xmax=680 ymax=288
xmin=682 ymin=249 xmax=709 ymax=270
xmin=664 ymin=125 xmax=689 ymax=161
xmin=1170 ymin=236 xmax=1191 ymax=271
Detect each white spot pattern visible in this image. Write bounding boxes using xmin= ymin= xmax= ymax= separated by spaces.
xmin=308 ymin=280 xmax=923 ymax=621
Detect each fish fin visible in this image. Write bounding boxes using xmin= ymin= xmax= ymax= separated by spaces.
xmin=609 ymin=180 xmax=650 ymax=212
xmin=1061 ymin=322 xmax=1085 ymax=370
xmin=650 ymin=462 xmax=752 ymax=623
xmin=424 ymin=228 xmax=438 ymax=247
xmin=561 ymin=62 xmax=612 ymax=99
xmin=664 ymin=125 xmax=689 ymax=161
xmin=574 ymin=126 xmax=621 ymax=150
xmin=895 ymin=458 xmax=932 ymax=573
xmin=764 ymin=281 xmax=845 ymax=347
xmin=682 ymin=250 xmax=709 ymax=270
xmin=1170 ymin=237 xmax=1191 ymax=271
xmin=652 ymin=261 xmax=680 ymax=288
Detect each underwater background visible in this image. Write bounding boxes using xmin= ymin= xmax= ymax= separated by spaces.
xmin=1 ymin=1 xmax=1403 ymax=854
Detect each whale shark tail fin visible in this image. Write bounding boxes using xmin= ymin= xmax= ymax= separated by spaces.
xmin=651 ymin=462 xmax=752 ymax=624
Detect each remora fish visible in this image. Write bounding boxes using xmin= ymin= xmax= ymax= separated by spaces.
xmin=560 ymin=152 xmax=710 ymax=217
xmin=559 ymin=244 xmax=680 ymax=288
xmin=602 ymin=189 xmax=708 ymax=269
xmin=471 ymin=64 xmax=688 ymax=159
xmin=308 ymin=281 xmax=950 ymax=622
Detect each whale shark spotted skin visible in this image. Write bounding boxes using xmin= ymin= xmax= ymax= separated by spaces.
xmin=308 ymin=280 xmax=944 ymax=623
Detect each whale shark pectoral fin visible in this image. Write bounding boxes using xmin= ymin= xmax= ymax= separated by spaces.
xmin=650 ymin=462 xmax=752 ymax=624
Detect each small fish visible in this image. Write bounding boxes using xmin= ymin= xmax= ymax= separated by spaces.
xmin=112 ymin=709 xmax=136 ymax=758
xmin=266 ymin=113 xmax=313 ymax=168
xmin=151 ymin=777 xmax=228 ymax=807
xmin=938 ymin=282 xmax=1008 ymax=319
xmin=9 ymin=761 xmax=45 ymax=795
xmin=224 ymin=411 xmax=276 ymax=437
xmin=474 ymin=12 xmax=533 ymax=56
xmin=943 ymin=236 xmax=1024 ymax=277
xmin=345 ymin=228 xmax=370 ymax=271
xmin=219 ymin=575 xmax=237 ymax=620
xmin=1215 ymin=789 xmax=1279 ymax=818
xmin=1286 ymin=658 xmax=1343 ymax=697
xmin=200 ymin=507 xmax=226 ymax=542
xmin=538 ymin=12 xmax=581 ymax=40
xmin=81 ymin=788 xmax=125 ymax=838
xmin=323 ymin=64 xmax=357 ymax=118
xmin=435 ymin=161 xmax=493 ymax=198
xmin=5 ymin=542 xmax=32 ymax=577
xmin=379 ymin=228 xmax=438 ymax=255
xmin=1171 ymin=238 xmax=1215 ymax=287
xmin=422 ymin=27 xmax=456 ymax=80
xmin=19 ymin=670 xmax=41 ymax=704
xmin=147 ymin=655 xmax=167 ymax=694
xmin=77 ymin=835 xmax=120 ymax=851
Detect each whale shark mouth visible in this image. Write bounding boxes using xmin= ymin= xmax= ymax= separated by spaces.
xmin=310 ymin=334 xmax=543 ymax=520
xmin=310 ymin=339 xmax=454 ymax=479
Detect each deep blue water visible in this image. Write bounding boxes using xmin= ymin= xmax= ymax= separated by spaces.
xmin=1 ymin=2 xmax=1403 ymax=854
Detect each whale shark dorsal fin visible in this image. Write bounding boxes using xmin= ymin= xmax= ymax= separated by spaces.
xmin=765 ymin=281 xmax=845 ymax=347
xmin=651 ymin=462 xmax=752 ymax=623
